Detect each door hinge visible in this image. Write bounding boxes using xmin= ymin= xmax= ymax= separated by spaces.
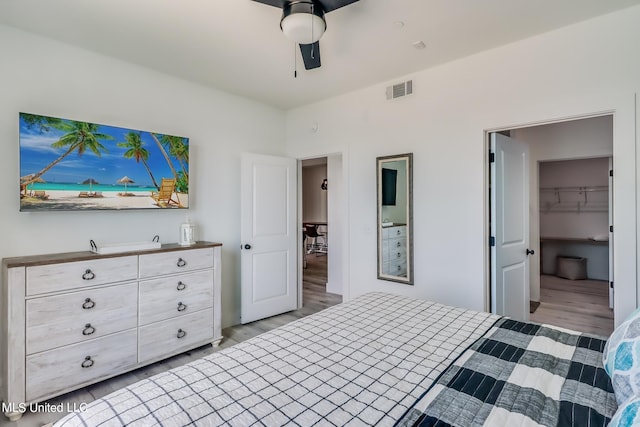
xmin=610 ymin=225 xmax=614 ymax=233
xmin=489 ymin=236 xmax=495 ymax=247
xmin=610 ymin=169 xmax=613 ymax=177
xmin=489 ymin=152 xmax=495 ymax=163
xmin=610 ymin=281 xmax=614 ymax=289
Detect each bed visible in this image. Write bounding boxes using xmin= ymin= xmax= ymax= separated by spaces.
xmin=53 ymin=292 xmax=620 ymax=427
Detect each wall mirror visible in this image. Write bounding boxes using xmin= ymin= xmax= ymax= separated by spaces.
xmin=377 ymin=153 xmax=413 ymax=284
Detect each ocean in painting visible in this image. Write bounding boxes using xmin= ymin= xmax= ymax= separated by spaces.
xmin=27 ymin=182 xmax=157 ymax=193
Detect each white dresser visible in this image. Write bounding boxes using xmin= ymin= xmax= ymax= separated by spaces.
xmin=1 ymin=242 xmax=222 ymax=421
xmin=381 ymin=225 xmax=407 ymax=277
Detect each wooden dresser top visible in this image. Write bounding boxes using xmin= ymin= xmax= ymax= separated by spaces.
xmin=2 ymin=241 xmax=222 ymax=268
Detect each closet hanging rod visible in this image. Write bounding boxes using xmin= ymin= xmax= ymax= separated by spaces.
xmin=539 ymin=185 xmax=608 ymax=193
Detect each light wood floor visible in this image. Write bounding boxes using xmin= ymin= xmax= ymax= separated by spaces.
xmin=6 ymin=255 xmax=339 ymax=427
xmin=529 ymin=274 xmax=613 ymax=337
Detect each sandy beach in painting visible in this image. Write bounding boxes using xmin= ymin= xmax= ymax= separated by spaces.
xmin=20 ymin=190 xmax=189 ymax=211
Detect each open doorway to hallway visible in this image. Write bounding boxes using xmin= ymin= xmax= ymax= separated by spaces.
xmin=301 ymin=157 xmax=342 ymax=309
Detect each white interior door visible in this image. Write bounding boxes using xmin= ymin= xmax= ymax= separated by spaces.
xmin=241 ymin=153 xmax=297 ymax=324
xmin=491 ymin=133 xmax=531 ymax=321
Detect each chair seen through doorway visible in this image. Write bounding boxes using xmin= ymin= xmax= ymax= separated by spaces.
xmin=304 ymin=224 xmax=327 ymax=256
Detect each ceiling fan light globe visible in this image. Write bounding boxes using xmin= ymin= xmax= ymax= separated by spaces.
xmin=281 ymin=13 xmax=326 ymax=44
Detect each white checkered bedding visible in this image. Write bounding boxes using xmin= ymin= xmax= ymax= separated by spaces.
xmin=53 ymin=292 xmax=499 ymax=426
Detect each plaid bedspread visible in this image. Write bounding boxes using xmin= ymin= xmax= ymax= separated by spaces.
xmin=396 ymin=318 xmax=617 ymax=427
xmin=54 ymin=293 xmax=499 ymax=427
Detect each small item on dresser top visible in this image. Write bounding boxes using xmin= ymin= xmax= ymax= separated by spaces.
xmin=89 ymin=238 xmax=162 ymax=254
xmin=179 ymin=216 xmax=196 ymax=246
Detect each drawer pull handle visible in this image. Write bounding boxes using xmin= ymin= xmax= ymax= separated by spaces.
xmin=397 ymin=252 xmax=401 ymax=258
xmin=176 ymin=258 xmax=187 ymax=267
xmin=82 ymin=269 xmax=95 ymax=280
xmin=81 ymin=356 xmax=94 ymax=368
xmin=396 ymin=230 xmax=401 ymax=235
xmin=82 ymin=298 xmax=95 ymax=309
xmin=177 ymin=329 xmax=187 ymax=339
xmin=176 ymin=282 xmax=186 ymax=291
xmin=177 ymin=302 xmax=187 ymax=312
xmin=82 ymin=323 xmax=96 ymax=335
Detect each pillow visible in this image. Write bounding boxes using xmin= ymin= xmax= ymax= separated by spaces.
xmin=609 ymin=395 xmax=640 ymax=427
xmin=604 ymin=307 xmax=640 ymax=405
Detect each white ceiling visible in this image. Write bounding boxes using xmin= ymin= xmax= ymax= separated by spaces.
xmin=1 ymin=0 xmax=640 ymax=110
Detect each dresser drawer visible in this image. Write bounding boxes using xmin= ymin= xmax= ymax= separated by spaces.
xmin=139 ymin=248 xmax=214 ymax=278
xmin=391 ymin=226 xmax=406 ymax=238
xmin=139 ymin=270 xmax=213 ymax=325
xmin=385 ymin=244 xmax=407 ymax=262
xmin=26 ymin=256 xmax=138 ymax=296
xmin=383 ymin=259 xmax=407 ymax=276
xmin=25 ymin=329 xmax=137 ymax=402
xmin=139 ymin=308 xmax=214 ymax=363
xmin=26 ymin=282 xmax=138 ymax=354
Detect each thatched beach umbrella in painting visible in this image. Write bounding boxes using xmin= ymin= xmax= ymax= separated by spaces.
xmin=20 ymin=174 xmax=46 ymax=197
xmin=21 ymin=174 xmax=45 ymax=196
xmin=82 ymin=178 xmax=99 ymax=194
xmin=117 ymin=176 xmax=134 ymax=195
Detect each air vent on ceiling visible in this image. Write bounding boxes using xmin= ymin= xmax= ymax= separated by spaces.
xmin=386 ymin=80 xmax=413 ymax=100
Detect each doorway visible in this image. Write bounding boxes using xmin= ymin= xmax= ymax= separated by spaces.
xmin=532 ymin=157 xmax=613 ymax=336
xmin=489 ymin=115 xmax=614 ymax=335
xmin=301 ymin=158 xmax=329 ymax=297
xmin=300 ymin=155 xmax=343 ymax=310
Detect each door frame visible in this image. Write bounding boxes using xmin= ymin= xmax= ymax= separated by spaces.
xmin=483 ymin=96 xmax=637 ymax=327
xmin=296 ymin=151 xmax=348 ymax=308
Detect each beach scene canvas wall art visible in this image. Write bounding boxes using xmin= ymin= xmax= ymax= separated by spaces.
xmin=19 ymin=112 xmax=189 ymax=211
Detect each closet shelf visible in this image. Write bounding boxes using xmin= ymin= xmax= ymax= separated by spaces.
xmin=539 ymin=185 xmax=608 ymax=213
xmin=539 ymin=185 xmax=608 ymax=193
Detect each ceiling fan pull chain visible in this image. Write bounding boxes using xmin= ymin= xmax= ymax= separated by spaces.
xmin=311 ymin=2 xmax=315 ymax=48
xmin=294 ymin=42 xmax=298 ymax=78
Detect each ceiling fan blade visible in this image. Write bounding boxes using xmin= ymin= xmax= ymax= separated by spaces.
xmin=251 ymin=0 xmax=284 ymax=8
xmin=300 ymin=42 xmax=321 ymax=70
xmin=318 ymin=0 xmax=359 ymax=13
xmin=252 ymin=0 xmax=360 ymax=13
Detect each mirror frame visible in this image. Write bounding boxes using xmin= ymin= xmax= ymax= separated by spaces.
xmin=376 ymin=153 xmax=414 ymax=285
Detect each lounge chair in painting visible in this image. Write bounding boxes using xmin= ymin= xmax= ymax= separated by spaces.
xmin=151 ymin=178 xmax=183 ymax=207
xmin=33 ymin=190 xmax=49 ymax=200
xmin=78 ymin=191 xmax=90 ymax=198
xmin=93 ymin=192 xmax=103 ymax=198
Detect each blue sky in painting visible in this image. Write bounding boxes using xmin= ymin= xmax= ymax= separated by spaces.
xmin=19 ymin=113 xmax=187 ymax=188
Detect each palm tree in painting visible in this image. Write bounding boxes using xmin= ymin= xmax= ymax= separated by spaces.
xmin=117 ymin=132 xmax=160 ymax=189
xmin=162 ymin=135 xmax=189 ymax=181
xmin=149 ymin=133 xmax=189 ymax=188
xmin=23 ymin=120 xmax=112 ymax=186
xmin=21 ymin=113 xmax=62 ymax=133
xmin=150 ymin=133 xmax=179 ymax=182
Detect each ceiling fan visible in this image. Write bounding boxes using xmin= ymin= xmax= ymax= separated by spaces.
xmin=252 ymin=0 xmax=360 ymax=70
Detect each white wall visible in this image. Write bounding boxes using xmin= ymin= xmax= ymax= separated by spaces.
xmin=326 ymin=154 xmax=344 ymax=295
xmin=0 ymin=25 xmax=286 ymax=328
xmin=284 ymin=6 xmax=640 ymax=325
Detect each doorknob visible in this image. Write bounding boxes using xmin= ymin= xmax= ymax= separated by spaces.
xmin=244 ymin=244 xmax=252 ymax=250
xmin=526 ymin=248 xmax=535 ymax=255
